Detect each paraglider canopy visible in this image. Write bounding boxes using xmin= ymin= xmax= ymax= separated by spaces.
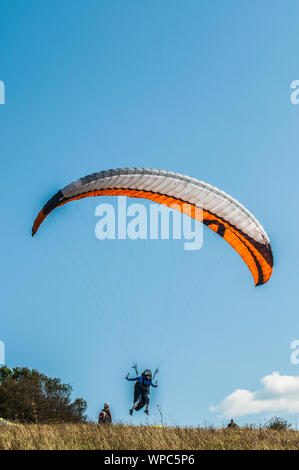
xmin=32 ymin=167 xmax=273 ymax=286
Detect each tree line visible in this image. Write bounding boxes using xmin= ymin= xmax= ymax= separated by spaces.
xmin=0 ymin=366 xmax=87 ymax=423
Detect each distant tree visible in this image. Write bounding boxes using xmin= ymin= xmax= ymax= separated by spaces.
xmin=264 ymin=416 xmax=292 ymax=431
xmin=0 ymin=366 xmax=87 ymax=423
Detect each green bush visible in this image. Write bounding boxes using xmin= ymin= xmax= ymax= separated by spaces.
xmin=264 ymin=417 xmax=292 ymax=431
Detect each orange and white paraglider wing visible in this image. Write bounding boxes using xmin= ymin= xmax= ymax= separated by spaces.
xmin=32 ymin=168 xmax=273 ymax=286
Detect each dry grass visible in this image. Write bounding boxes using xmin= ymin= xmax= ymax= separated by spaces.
xmin=0 ymin=424 xmax=299 ymax=450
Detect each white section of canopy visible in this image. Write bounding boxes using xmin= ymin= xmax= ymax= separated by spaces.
xmin=61 ymin=168 xmax=270 ymax=245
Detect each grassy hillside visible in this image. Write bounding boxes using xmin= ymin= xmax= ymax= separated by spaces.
xmin=0 ymin=424 xmax=299 ymax=450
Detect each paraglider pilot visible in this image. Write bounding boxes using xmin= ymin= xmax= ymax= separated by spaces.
xmin=126 ymin=369 xmax=158 ymax=415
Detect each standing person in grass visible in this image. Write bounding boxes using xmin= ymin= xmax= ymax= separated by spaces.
xmin=126 ymin=369 xmax=158 ymax=416
xmin=98 ymin=402 xmax=112 ymax=424
xmin=227 ymin=418 xmax=238 ymax=428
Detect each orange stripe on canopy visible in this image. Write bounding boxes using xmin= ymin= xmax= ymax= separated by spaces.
xmin=32 ymin=188 xmax=273 ymax=286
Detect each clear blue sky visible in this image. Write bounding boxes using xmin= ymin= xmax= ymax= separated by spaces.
xmin=1 ymin=0 xmax=299 ymax=426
